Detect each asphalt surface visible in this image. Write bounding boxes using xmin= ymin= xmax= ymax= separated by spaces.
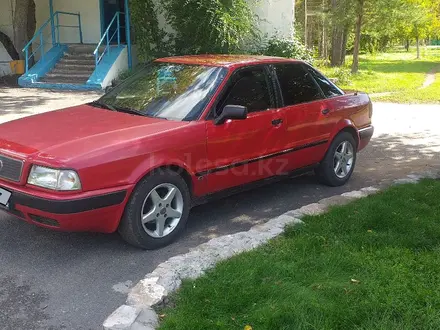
xmin=0 ymin=90 xmax=439 ymax=330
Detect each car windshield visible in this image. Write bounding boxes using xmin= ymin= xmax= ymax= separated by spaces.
xmin=98 ymin=62 xmax=227 ymax=121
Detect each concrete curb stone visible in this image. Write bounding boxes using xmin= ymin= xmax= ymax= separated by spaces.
xmin=103 ymin=170 xmax=439 ymax=330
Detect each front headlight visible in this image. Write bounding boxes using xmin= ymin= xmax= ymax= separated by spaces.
xmin=28 ymin=165 xmax=82 ymax=191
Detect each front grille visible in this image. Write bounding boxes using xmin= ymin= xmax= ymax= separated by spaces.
xmin=0 ymin=154 xmax=24 ymax=182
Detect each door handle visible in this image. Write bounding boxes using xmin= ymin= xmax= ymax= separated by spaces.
xmin=322 ymin=109 xmax=330 ymax=115
xmin=272 ymin=118 xmax=283 ymax=126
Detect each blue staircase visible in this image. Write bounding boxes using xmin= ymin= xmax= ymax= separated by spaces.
xmin=19 ymin=11 xmax=126 ymax=90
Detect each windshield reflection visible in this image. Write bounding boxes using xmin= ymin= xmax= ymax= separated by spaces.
xmin=99 ymin=63 xmax=227 ymax=121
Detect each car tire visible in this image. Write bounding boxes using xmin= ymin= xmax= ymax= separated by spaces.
xmin=315 ymin=132 xmax=357 ymax=187
xmin=118 ymin=169 xmax=191 ymax=250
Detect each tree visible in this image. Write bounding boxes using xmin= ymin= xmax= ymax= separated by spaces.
xmin=330 ymin=0 xmax=353 ymax=66
xmin=13 ymin=0 xmax=36 ymax=60
xmin=351 ymin=0 xmax=364 ymax=73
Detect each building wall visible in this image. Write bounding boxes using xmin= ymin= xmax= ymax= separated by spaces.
xmin=253 ymin=0 xmax=295 ymax=39
xmin=51 ymin=0 xmax=101 ymax=44
xmin=33 ymin=0 xmax=101 ymax=46
xmin=0 ymin=0 xmax=14 ymax=75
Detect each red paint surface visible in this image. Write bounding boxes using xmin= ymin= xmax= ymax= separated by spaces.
xmin=0 ymin=56 xmax=373 ymax=233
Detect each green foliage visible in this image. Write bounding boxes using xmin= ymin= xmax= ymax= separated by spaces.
xmin=160 ymin=0 xmax=259 ymax=55
xmin=331 ymin=67 xmax=352 ymax=85
xmin=129 ymin=0 xmax=169 ymax=60
xmin=261 ymin=35 xmax=314 ymax=63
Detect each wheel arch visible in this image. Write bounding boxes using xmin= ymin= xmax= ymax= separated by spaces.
xmin=133 ymin=163 xmax=195 ymax=198
xmin=330 ymin=119 xmax=360 ymax=148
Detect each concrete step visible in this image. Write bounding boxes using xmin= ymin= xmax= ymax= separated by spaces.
xmin=52 ymin=63 xmax=95 ymax=72
xmin=58 ymin=57 xmax=96 ymax=66
xmin=50 ymin=67 xmax=94 ymax=76
xmin=67 ymin=43 xmax=105 ymax=55
xmin=40 ymin=75 xmax=89 ymax=85
xmin=65 ymin=52 xmax=95 ymax=59
xmin=45 ymin=72 xmax=90 ymax=79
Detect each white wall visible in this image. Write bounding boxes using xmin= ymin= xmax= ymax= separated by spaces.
xmin=253 ymin=0 xmax=295 ymax=39
xmin=52 ymin=0 xmax=101 ymax=44
xmin=101 ymin=47 xmax=128 ymax=88
xmin=33 ymin=0 xmax=101 ymax=46
xmin=0 ymin=0 xmax=14 ymax=76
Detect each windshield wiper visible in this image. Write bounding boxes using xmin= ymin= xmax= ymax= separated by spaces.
xmin=113 ymin=106 xmax=145 ymax=116
xmin=89 ymin=101 xmax=145 ymax=117
xmin=88 ymin=100 xmax=116 ymax=111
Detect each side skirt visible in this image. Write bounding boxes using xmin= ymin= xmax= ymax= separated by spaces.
xmin=191 ymin=163 xmax=319 ymax=207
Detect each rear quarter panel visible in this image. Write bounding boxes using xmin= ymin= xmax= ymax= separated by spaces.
xmin=325 ymin=92 xmax=372 ymax=145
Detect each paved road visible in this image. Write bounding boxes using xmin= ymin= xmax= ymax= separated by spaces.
xmin=0 ymin=88 xmax=439 ymax=329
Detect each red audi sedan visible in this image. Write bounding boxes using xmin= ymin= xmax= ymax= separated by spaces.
xmin=0 ymin=55 xmax=373 ymax=249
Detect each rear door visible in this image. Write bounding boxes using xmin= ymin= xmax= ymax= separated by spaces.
xmin=203 ymin=65 xmax=287 ymax=193
xmin=305 ymin=65 xmax=346 ymax=137
xmin=271 ymin=63 xmax=329 ymax=170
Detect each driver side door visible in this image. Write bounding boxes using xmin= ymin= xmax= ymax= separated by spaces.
xmin=201 ymin=65 xmax=287 ymax=194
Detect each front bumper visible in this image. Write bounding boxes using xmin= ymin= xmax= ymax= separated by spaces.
xmin=0 ymin=183 xmax=133 ymax=233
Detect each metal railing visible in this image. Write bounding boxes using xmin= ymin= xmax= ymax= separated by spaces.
xmin=22 ymin=11 xmax=82 ymax=73
xmin=93 ymin=12 xmax=123 ymax=66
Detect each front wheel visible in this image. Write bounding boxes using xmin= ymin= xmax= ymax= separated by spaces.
xmin=118 ymin=169 xmax=191 ymax=249
xmin=315 ymin=132 xmax=357 ymax=187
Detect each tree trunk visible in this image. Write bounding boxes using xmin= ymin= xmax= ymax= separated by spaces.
xmin=27 ymin=0 xmax=36 ymax=65
xmin=27 ymin=0 xmax=36 ymax=42
xmin=416 ymin=35 xmax=420 ymax=59
xmin=351 ymin=0 xmax=364 ymax=74
xmin=13 ymin=0 xmax=31 ymax=60
xmin=331 ymin=26 xmax=344 ymax=66
xmin=330 ymin=0 xmax=344 ymax=66
xmin=341 ymin=28 xmax=348 ymax=64
xmin=405 ymin=38 xmax=410 ymax=52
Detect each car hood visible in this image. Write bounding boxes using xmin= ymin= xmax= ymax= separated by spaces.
xmin=0 ymin=104 xmax=189 ymax=165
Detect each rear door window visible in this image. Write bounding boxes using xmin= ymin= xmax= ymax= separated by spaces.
xmin=273 ymin=64 xmax=323 ymax=106
xmin=306 ymin=66 xmax=344 ymax=98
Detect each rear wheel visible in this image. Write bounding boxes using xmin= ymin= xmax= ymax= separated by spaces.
xmin=315 ymin=132 xmax=357 ymax=187
xmin=118 ymin=169 xmax=191 ymax=249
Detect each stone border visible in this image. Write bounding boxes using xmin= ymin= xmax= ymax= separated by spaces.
xmin=103 ymin=170 xmax=440 ymax=330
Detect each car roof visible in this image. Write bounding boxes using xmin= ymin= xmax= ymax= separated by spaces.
xmin=155 ymin=54 xmax=304 ymax=68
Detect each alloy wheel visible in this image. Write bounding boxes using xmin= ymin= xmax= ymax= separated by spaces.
xmin=333 ymin=141 xmax=354 ymax=179
xmin=140 ymin=183 xmax=184 ymax=238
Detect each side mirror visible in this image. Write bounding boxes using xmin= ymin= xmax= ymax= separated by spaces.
xmin=214 ymin=105 xmax=248 ymax=125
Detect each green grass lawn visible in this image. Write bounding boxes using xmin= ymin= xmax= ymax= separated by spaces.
xmin=318 ymin=47 xmax=440 ymax=103
xmin=374 ymin=72 xmax=440 ymax=103
xmin=159 ymin=179 xmax=440 ymax=330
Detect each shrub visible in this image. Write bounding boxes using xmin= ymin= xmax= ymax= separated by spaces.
xmin=160 ymin=0 xmax=259 ymax=55
xmin=130 ymin=0 xmax=170 ymax=61
xmin=261 ymin=35 xmax=314 ymax=63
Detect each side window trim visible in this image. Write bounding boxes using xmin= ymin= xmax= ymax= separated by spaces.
xmin=268 ymin=64 xmax=284 ymax=108
xmin=300 ymin=63 xmax=326 ymax=100
xmin=303 ymin=63 xmax=344 ymax=98
xmin=205 ymin=64 xmax=276 ymax=120
xmin=272 ymin=62 xmax=325 ymax=107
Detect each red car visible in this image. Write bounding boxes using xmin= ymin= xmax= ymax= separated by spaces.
xmin=0 ymin=55 xmax=373 ymax=249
